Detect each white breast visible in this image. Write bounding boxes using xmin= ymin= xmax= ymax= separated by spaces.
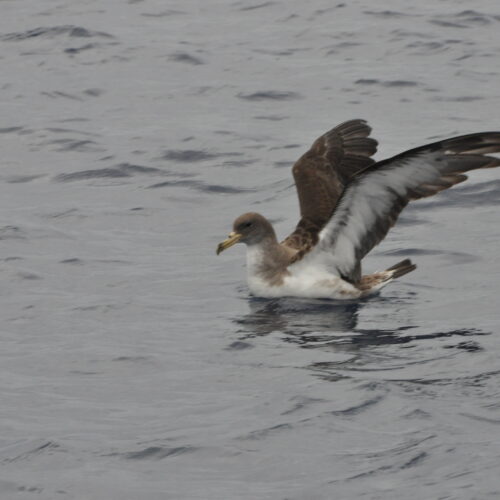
xmin=245 ymin=245 xmax=265 ymax=274
xmin=245 ymin=245 xmax=273 ymax=296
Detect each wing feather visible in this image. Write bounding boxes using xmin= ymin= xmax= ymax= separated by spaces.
xmin=317 ymin=132 xmax=500 ymax=282
xmin=282 ymin=119 xmax=378 ymax=258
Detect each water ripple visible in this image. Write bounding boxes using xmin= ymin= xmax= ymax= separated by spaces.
xmin=122 ymin=446 xmax=196 ymax=460
xmin=1 ymin=25 xmax=114 ymax=41
xmin=237 ymin=90 xmax=302 ymax=101
xmin=161 ymin=149 xmax=241 ymax=162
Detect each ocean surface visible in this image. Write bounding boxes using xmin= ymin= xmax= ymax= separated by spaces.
xmin=1 ymin=1 xmax=500 ymax=499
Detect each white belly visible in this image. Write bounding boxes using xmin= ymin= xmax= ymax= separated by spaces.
xmin=247 ymin=267 xmax=362 ymax=300
xmin=245 ymin=245 xmax=362 ymax=300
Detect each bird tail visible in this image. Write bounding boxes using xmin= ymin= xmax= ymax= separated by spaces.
xmin=385 ymin=258 xmax=417 ymax=279
xmin=358 ymin=259 xmax=416 ymax=295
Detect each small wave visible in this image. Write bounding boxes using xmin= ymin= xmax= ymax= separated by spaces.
xmin=161 ymin=149 xmax=239 ymax=162
xmin=1 ymin=25 xmax=114 ymax=41
xmin=270 ymin=144 xmax=301 ymax=150
xmin=281 ymin=395 xmax=326 ymax=415
xmin=460 ymin=412 xmax=500 ymax=425
xmin=329 ymin=394 xmax=385 ymax=416
xmin=347 ymin=327 xmax=487 ymax=348
xmin=18 ymin=271 xmax=42 ymax=280
xmin=400 ymin=451 xmax=428 ymax=469
xmin=7 ymin=174 xmax=45 ymax=184
xmin=343 ymin=450 xmax=428 ymax=481
xmin=83 ymin=88 xmax=104 ymax=97
xmin=59 ymin=258 xmax=84 ymax=265
xmin=0 ymin=226 xmax=26 ymax=240
xmin=237 ymin=90 xmax=302 ymax=101
xmin=239 ymin=2 xmax=275 ymax=11
xmin=56 ymin=168 xmax=130 ymax=181
xmin=254 ymin=115 xmax=288 ymax=121
xmin=383 ymin=80 xmax=418 ymax=87
xmin=148 ymin=179 xmax=251 ymax=193
xmin=41 ymin=91 xmax=83 ymax=101
xmin=254 ymin=48 xmax=307 ymax=56
xmin=224 ymin=341 xmax=254 ymax=351
xmin=326 ymin=41 xmax=362 ymax=54
xmin=393 ymin=367 xmax=500 ymax=387
xmin=46 ymin=138 xmax=104 ymax=152
xmin=354 ymin=78 xmax=379 ymax=85
xmin=432 ymin=95 xmax=484 ymax=102
xmin=122 ymin=445 xmax=196 ymax=460
xmin=238 ymin=423 xmax=293 ymax=440
xmin=112 ymin=356 xmax=152 ymax=361
xmin=64 ymin=43 xmax=96 ymax=54
xmin=117 ymin=163 xmax=163 ymax=174
xmin=170 ymin=52 xmax=204 ymax=65
xmin=443 ymin=340 xmax=483 ymax=352
xmin=405 ymin=41 xmax=448 ymax=55
xmin=45 ymin=127 xmax=97 ymax=135
xmin=429 ymin=19 xmax=468 ymax=29
xmin=0 ymin=126 xmax=23 ymax=134
xmin=364 ymin=10 xmax=416 ymax=18
xmin=274 ymin=161 xmax=293 ymax=168
xmin=380 ymin=247 xmax=479 ymax=262
xmin=1 ymin=440 xmax=61 ymax=463
xmin=221 ymin=158 xmax=258 ymax=167
xmin=55 ymin=163 xmax=163 ymax=181
xmin=141 ymin=10 xmax=186 ymax=18
xmin=455 ymin=10 xmax=493 ymax=25
xmin=354 ymin=79 xmax=418 ymax=87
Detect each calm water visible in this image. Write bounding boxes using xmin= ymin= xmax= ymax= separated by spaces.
xmin=1 ymin=1 xmax=500 ymax=499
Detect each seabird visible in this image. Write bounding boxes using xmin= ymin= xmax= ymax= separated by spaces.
xmin=217 ymin=120 xmax=500 ymax=299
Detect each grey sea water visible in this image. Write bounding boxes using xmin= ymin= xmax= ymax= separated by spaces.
xmin=1 ymin=1 xmax=500 ymax=499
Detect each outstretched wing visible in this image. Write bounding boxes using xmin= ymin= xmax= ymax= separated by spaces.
xmin=281 ymin=119 xmax=378 ymax=259
xmin=317 ymin=132 xmax=500 ymax=282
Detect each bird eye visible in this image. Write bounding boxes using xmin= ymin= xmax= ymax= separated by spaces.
xmin=244 ymin=222 xmax=252 ymax=228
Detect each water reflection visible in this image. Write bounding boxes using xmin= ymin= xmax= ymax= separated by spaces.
xmin=231 ymin=296 xmax=489 ymax=382
xmin=232 ymin=295 xmax=488 ymax=352
xmin=235 ymin=297 xmax=361 ymax=337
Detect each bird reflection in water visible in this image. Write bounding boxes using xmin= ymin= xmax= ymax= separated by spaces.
xmin=233 ymin=295 xmax=411 ymax=345
xmin=231 ymin=295 xmax=488 ymax=380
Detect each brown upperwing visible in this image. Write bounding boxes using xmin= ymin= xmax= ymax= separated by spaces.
xmin=281 ymin=119 xmax=378 ymax=261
